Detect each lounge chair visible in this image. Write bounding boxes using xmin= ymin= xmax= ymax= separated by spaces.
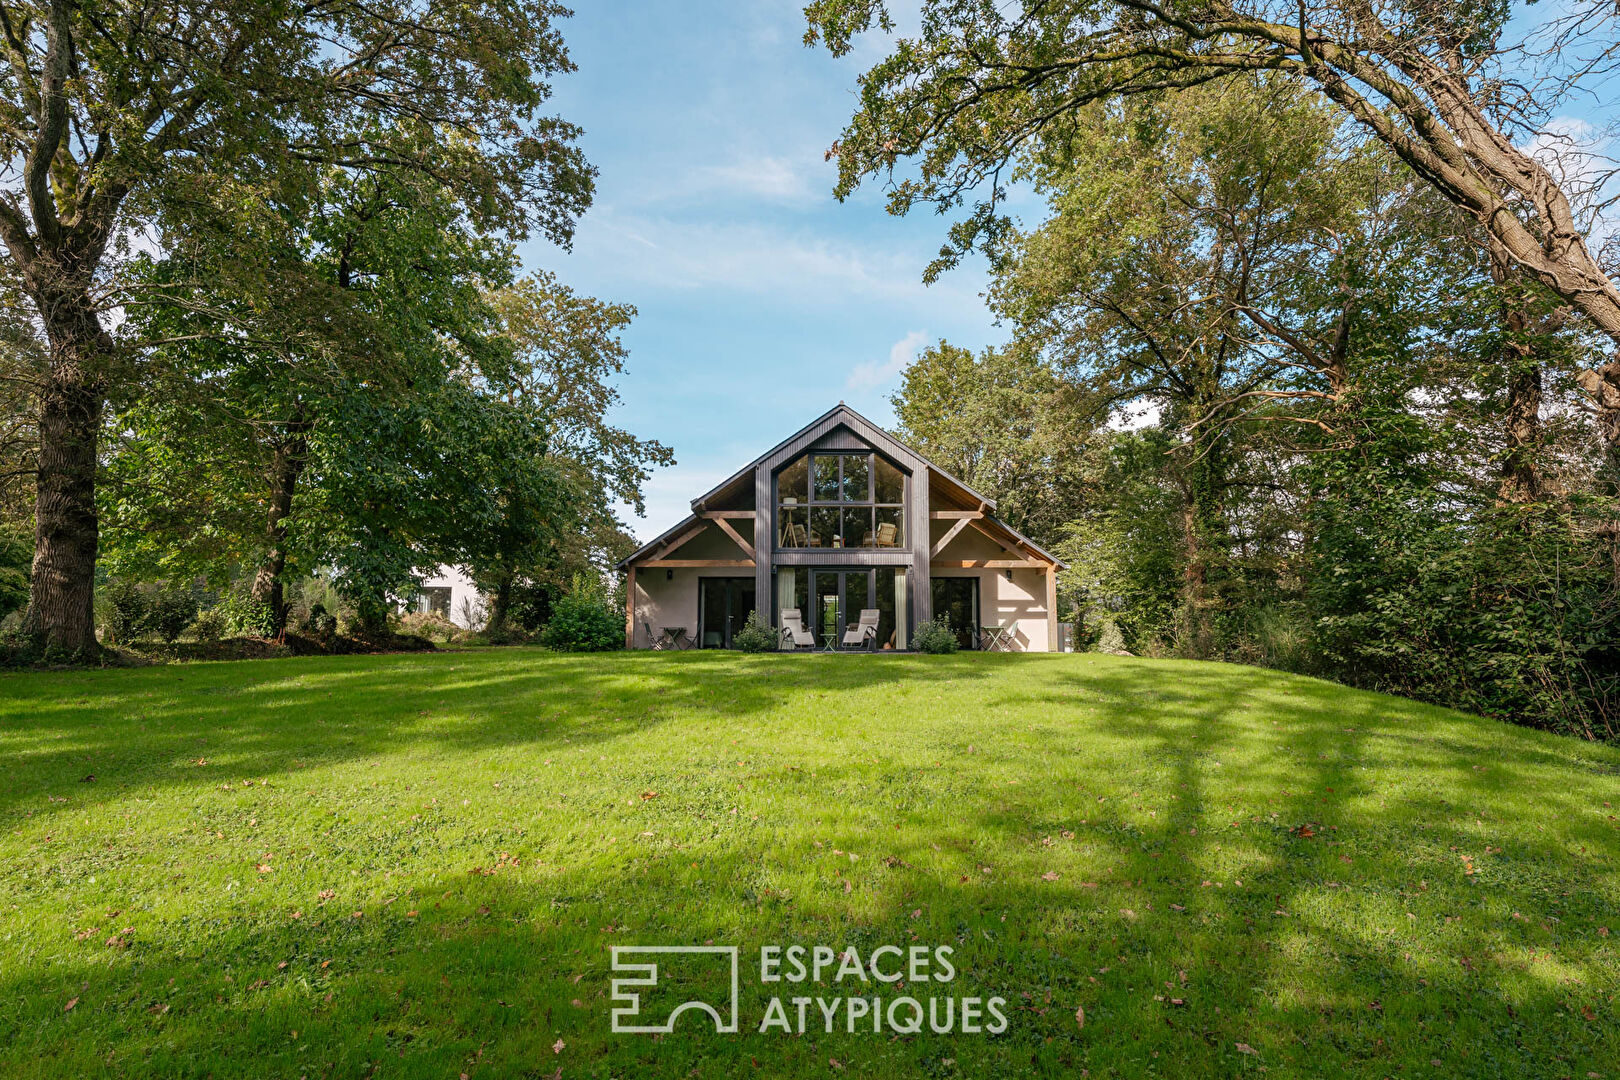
xmin=862 ymin=522 xmax=900 ymax=548
xmin=780 ymin=609 xmax=814 ymax=650
xmin=842 ymin=608 xmax=880 ymax=650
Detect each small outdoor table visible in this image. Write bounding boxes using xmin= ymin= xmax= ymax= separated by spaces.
xmin=659 ymin=626 xmax=693 ymax=650
xmin=979 ymin=624 xmax=1015 ymax=652
xmin=820 ymin=628 xmax=840 ymax=652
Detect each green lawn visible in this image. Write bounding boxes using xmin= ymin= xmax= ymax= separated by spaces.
xmin=1 ymin=650 xmax=1616 ymax=1079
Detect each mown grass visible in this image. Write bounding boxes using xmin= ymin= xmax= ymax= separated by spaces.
xmin=0 ymin=649 xmax=1616 ymax=1079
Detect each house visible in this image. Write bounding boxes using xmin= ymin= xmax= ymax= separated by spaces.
xmin=618 ymin=404 xmax=1065 ymax=651
xmin=413 ymin=565 xmax=485 ymax=628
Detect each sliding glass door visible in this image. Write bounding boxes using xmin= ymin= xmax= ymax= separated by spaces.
xmin=776 ymin=567 xmax=906 ymax=649
xmin=698 ymin=577 xmax=757 ymax=649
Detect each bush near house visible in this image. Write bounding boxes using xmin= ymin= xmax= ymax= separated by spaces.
xmin=538 ymin=576 xmax=623 ymax=652
xmin=732 ymin=609 xmax=779 ymax=652
xmin=911 ymin=616 xmax=959 ymax=654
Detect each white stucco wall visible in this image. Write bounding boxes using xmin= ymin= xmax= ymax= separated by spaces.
xmin=419 ymin=565 xmax=487 ymax=629
xmin=630 ymin=568 xmax=703 ymax=648
xmin=930 ymin=520 xmax=1054 ymax=652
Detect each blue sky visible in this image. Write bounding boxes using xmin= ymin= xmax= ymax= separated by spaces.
xmin=526 ymin=2 xmax=1005 ymax=542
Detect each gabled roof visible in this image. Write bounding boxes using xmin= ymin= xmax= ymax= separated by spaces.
xmin=618 ymin=403 xmax=1065 ymax=569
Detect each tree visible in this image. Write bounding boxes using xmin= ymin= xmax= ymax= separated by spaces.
xmin=0 ymin=0 xmax=593 ymax=651
xmin=806 ymin=0 xmax=1620 ymax=457
xmin=468 ymin=273 xmax=672 ymax=631
xmin=103 ymin=160 xmax=520 ymax=635
xmin=890 ymin=339 xmax=1090 ymax=543
xmin=984 ymin=75 xmax=1441 ymax=649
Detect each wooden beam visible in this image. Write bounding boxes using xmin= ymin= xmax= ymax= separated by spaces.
xmin=929 ymin=516 xmax=972 ymax=558
xmin=966 ymin=515 xmax=1018 ymax=555
xmin=646 ymin=520 xmax=706 ymax=563
xmin=700 ymin=509 xmax=756 ymax=519
xmin=643 ymin=559 xmax=756 ymax=568
xmin=929 ymin=509 xmax=983 ymax=519
xmin=708 ymin=515 xmax=756 ymax=559
xmin=625 ymin=565 xmax=636 ymax=648
xmin=930 ymin=559 xmax=1042 ymax=569
xmin=1045 ymin=564 xmax=1058 ymax=653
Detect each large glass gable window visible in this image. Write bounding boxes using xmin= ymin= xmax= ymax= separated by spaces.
xmin=777 ymin=452 xmax=904 ymax=549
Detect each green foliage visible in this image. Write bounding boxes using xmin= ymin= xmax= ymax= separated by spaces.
xmin=732 ymin=610 xmax=780 ymax=653
xmin=98 ymin=581 xmax=199 ymax=643
xmin=911 ymin=617 xmax=959 ymax=654
xmin=146 ymin=590 xmax=200 ymax=644
xmin=98 ymin=581 xmax=149 ymax=645
xmin=302 ymin=603 xmax=339 ymax=640
xmin=189 ymin=605 xmax=228 ymax=643
xmin=0 ymin=525 xmax=30 ymax=624
xmin=217 ymin=587 xmax=276 ymax=639
xmin=538 ymin=576 xmax=623 ymax=652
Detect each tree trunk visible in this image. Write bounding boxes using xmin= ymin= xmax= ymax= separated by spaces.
xmin=23 ymin=316 xmax=109 ymax=654
xmin=1500 ymin=362 xmax=1542 ymax=503
xmin=1490 ymin=247 xmax=1548 ymax=503
xmin=1177 ymin=434 xmax=1227 ymax=659
xmin=486 ymin=570 xmax=514 ymax=632
xmin=250 ymin=420 xmax=310 ymax=634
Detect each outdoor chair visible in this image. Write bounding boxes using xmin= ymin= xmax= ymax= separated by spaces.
xmin=644 ymin=621 xmax=665 ymax=650
xmin=780 ymin=609 xmax=815 ymax=650
xmin=842 ymin=609 xmax=880 ymax=650
xmin=873 ymin=522 xmax=899 ymax=547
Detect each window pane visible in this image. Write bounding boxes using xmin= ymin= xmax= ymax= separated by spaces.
xmin=778 ymin=506 xmax=808 ymax=547
xmin=875 ymin=457 xmax=904 ymax=504
xmin=778 ymin=456 xmax=808 ymax=505
xmin=846 ymin=571 xmax=870 ymax=623
xmin=844 ymin=507 xmax=875 ymax=547
xmin=842 ymin=454 xmax=870 ymax=502
xmin=813 ymin=455 xmax=840 ymax=501
xmin=811 ymin=506 xmax=840 ymax=548
xmin=876 ymin=568 xmax=897 ymax=649
xmin=874 ymin=506 xmax=903 ymax=548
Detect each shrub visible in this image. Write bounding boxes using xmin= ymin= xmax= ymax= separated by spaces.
xmin=539 ymin=576 xmax=623 ymax=652
xmin=100 ymin=580 xmax=149 ymax=644
xmin=298 ymin=601 xmax=339 ymax=640
xmin=912 ymin=617 xmax=959 ymax=654
xmin=399 ymin=609 xmax=467 ymax=644
xmin=190 ymin=605 xmax=228 ymax=642
xmin=732 ymin=610 xmax=779 ymax=653
xmin=147 ymin=589 xmax=199 ymax=643
xmin=1094 ymin=618 xmax=1128 ymax=655
xmin=217 ymin=587 xmax=276 ymax=638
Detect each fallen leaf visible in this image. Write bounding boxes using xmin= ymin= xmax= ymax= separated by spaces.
xmin=1074 ymin=1005 xmax=1084 ymax=1029
xmin=1236 ymin=1042 xmax=1258 ymax=1055
xmin=64 ymin=997 xmax=78 ymax=1012
xmin=553 ymin=1037 xmax=565 ymax=1054
xmin=1041 ymin=871 xmax=1060 ymax=881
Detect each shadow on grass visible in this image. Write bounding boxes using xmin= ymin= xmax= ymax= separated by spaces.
xmin=0 ymin=649 xmax=995 ymax=825
xmin=0 ymin=652 xmax=1616 ymax=1078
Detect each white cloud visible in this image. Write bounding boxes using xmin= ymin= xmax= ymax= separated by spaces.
xmin=698 ymin=154 xmax=820 ymax=203
xmin=559 ymin=209 xmax=981 ymax=310
xmin=846 ymin=329 xmax=927 ymax=392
